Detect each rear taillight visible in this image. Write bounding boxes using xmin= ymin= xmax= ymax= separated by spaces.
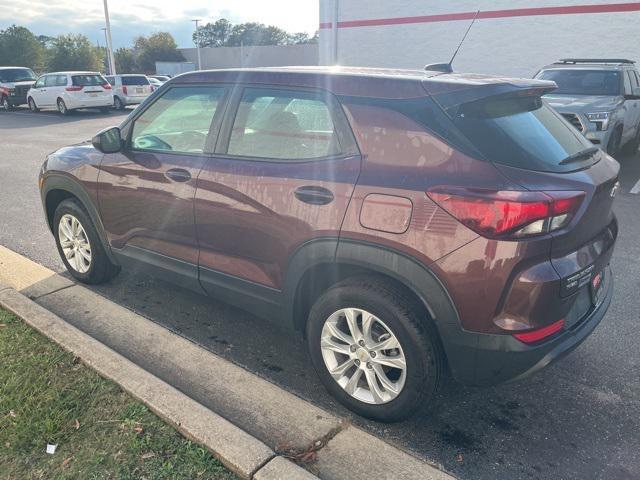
xmin=65 ymin=86 xmax=83 ymax=91
xmin=122 ymin=86 xmax=128 ymax=95
xmin=513 ymin=319 xmax=565 ymax=344
xmin=103 ymin=83 xmax=112 ymax=90
xmin=426 ymin=187 xmax=585 ymax=239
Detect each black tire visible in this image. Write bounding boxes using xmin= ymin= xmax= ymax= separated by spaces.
xmin=1 ymin=95 xmax=12 ymax=111
xmin=306 ymin=276 xmax=444 ymax=422
xmin=622 ymin=125 xmax=640 ymax=155
xmin=53 ymin=198 xmax=120 ymax=284
xmin=57 ymin=98 xmax=70 ymax=115
xmin=28 ymin=97 xmax=39 ymax=112
xmin=607 ymin=127 xmax=623 ymax=157
xmin=114 ymin=96 xmax=125 ymax=110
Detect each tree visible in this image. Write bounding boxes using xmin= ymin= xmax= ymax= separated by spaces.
xmin=115 ymin=47 xmax=137 ymax=73
xmin=194 ymin=19 xmax=232 ymax=48
xmin=226 ymin=22 xmax=290 ymax=47
xmin=47 ymin=34 xmax=102 ymax=72
xmin=0 ymin=25 xmax=45 ymax=70
xmin=133 ymin=32 xmax=184 ymax=73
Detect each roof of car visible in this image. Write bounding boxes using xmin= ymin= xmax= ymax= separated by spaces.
xmin=0 ymin=66 xmax=33 ymax=69
xmin=45 ymin=71 xmax=101 ymax=76
xmin=540 ymin=59 xmax=636 ymax=70
xmin=174 ymin=66 xmax=553 ymax=99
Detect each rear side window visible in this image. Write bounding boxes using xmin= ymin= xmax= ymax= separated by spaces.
xmin=122 ymin=76 xmax=149 ymax=86
xmin=227 ymin=88 xmax=342 ymax=160
xmin=449 ymin=95 xmax=595 ymax=172
xmin=56 ymin=75 xmax=67 ymax=87
xmin=131 ymin=86 xmax=226 ymax=154
xmin=72 ymin=74 xmax=105 ymax=86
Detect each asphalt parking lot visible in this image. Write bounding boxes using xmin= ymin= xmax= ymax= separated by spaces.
xmin=1 ymin=107 xmax=639 ymax=480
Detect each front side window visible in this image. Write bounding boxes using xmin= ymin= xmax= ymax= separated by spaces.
xmin=537 ymin=69 xmax=621 ymax=96
xmin=227 ymin=88 xmax=342 ymax=160
xmin=131 ymin=86 xmax=226 ymax=154
xmin=34 ymin=77 xmax=45 ymax=88
xmin=44 ymin=76 xmax=57 ymax=87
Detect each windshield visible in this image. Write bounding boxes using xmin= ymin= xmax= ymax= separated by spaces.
xmin=0 ymin=68 xmax=37 ymax=83
xmin=537 ymin=69 xmax=621 ymax=96
xmin=450 ymin=95 xmax=596 ymax=172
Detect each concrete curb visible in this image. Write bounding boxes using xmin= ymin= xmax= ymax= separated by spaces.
xmin=0 ymin=245 xmax=456 ymax=480
xmin=0 ymin=285 xmax=311 ymax=480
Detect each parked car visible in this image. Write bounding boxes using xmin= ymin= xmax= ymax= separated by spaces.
xmin=0 ymin=66 xmax=37 ymax=111
xmin=149 ymin=75 xmax=170 ymax=83
xmin=535 ymin=58 xmax=640 ymax=156
xmin=39 ymin=67 xmax=618 ymax=421
xmin=147 ymin=77 xmax=163 ymax=89
xmin=27 ymin=72 xmax=112 ymax=114
xmin=105 ymin=74 xmax=153 ymax=110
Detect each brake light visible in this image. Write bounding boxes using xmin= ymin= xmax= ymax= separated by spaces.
xmin=513 ymin=319 xmax=565 ymax=344
xmin=122 ymin=86 xmax=128 ymax=95
xmin=65 ymin=86 xmax=83 ymax=91
xmin=426 ymin=187 xmax=584 ymax=239
xmin=103 ymin=83 xmax=112 ymax=90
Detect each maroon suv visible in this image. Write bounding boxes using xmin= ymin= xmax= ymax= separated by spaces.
xmin=39 ymin=67 xmax=618 ymax=421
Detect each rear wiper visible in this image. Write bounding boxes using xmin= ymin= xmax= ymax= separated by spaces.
xmin=559 ymin=146 xmax=600 ymax=165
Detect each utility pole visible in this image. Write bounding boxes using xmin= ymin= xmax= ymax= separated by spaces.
xmin=333 ymin=0 xmax=340 ymax=64
xmin=102 ymin=0 xmax=117 ymax=74
xmin=101 ymin=28 xmax=112 ymax=75
xmin=192 ymin=19 xmax=202 ymax=70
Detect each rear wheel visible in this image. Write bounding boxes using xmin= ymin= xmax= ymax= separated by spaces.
xmin=28 ymin=97 xmax=39 ymax=112
xmin=114 ymin=96 xmax=125 ymax=110
xmin=53 ymin=199 xmax=120 ymax=284
xmin=57 ymin=98 xmax=69 ymax=115
xmin=306 ymin=276 xmax=444 ymax=422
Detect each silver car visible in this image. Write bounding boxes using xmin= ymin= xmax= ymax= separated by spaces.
xmin=105 ymin=74 xmax=153 ymax=110
xmin=535 ymin=59 xmax=640 ymax=156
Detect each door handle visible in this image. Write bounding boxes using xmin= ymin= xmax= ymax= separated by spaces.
xmin=165 ymin=168 xmax=191 ymax=182
xmin=294 ymin=185 xmax=334 ymax=205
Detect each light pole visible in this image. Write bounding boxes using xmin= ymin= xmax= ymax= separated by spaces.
xmin=192 ymin=19 xmax=202 ymax=70
xmin=101 ymin=28 xmax=112 ymax=75
xmin=102 ymin=0 xmax=117 ymax=74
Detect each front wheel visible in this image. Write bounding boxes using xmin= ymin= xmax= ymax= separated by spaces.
xmin=1 ymin=95 xmax=12 ymax=111
xmin=306 ymin=277 xmax=444 ymax=422
xmin=53 ymin=199 xmax=120 ymax=284
xmin=607 ymin=127 xmax=623 ymax=157
xmin=622 ymin=125 xmax=640 ymax=155
xmin=28 ymin=97 xmax=39 ymax=112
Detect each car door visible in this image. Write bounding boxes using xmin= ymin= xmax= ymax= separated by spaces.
xmin=626 ymin=70 xmax=640 ymax=131
xmin=622 ymin=70 xmax=638 ymax=142
xmin=194 ymin=86 xmax=361 ymax=299
xmin=97 ymin=85 xmax=229 ymax=290
xmin=43 ymin=74 xmax=61 ymax=106
xmin=30 ymin=76 xmax=48 ymax=106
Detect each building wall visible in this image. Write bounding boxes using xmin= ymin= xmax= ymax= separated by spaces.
xmin=180 ymin=44 xmax=318 ymax=70
xmin=319 ymin=0 xmax=640 ymax=77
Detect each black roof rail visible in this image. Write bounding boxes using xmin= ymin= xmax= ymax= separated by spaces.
xmin=555 ymin=58 xmax=635 ymax=65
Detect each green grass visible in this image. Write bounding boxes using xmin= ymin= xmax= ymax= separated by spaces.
xmin=0 ymin=308 xmax=236 ymax=480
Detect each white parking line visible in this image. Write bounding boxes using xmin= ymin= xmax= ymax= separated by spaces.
xmin=630 ymin=178 xmax=640 ymax=195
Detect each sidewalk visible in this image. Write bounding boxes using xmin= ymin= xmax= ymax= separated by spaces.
xmin=0 ymin=245 xmax=455 ymax=480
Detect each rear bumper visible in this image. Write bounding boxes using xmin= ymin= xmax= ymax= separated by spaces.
xmin=443 ymin=266 xmax=613 ymax=386
xmin=121 ymin=95 xmax=149 ymax=105
xmin=65 ymin=95 xmax=112 ymax=109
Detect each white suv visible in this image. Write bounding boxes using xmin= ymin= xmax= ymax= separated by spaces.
xmin=105 ymin=74 xmax=153 ymax=110
xmin=27 ymin=72 xmax=112 ymax=115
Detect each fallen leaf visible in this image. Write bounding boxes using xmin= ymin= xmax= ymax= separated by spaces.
xmin=62 ymin=456 xmax=74 ymax=467
xmin=141 ymin=452 xmax=155 ymax=459
xmin=74 ymin=419 xmax=80 ymax=430
xmin=5 ymin=442 xmax=11 ymax=448
xmin=134 ymin=426 xmax=144 ymax=434
xmin=0 ymin=324 xmax=6 ymax=328
xmin=8 ymin=411 xmax=16 ymax=418
xmin=455 ymin=453 xmax=464 ymax=462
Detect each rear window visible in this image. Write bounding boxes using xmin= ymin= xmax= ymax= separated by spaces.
xmin=72 ymin=74 xmax=106 ymax=86
xmin=122 ymin=76 xmax=149 ymax=86
xmin=450 ymin=95 xmax=596 ymax=172
xmin=536 ymin=69 xmax=621 ymax=96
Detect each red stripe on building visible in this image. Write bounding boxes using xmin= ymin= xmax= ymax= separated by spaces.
xmin=319 ymin=2 xmax=640 ymax=29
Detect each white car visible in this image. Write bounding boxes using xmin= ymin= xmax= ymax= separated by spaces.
xmin=105 ymin=74 xmax=153 ymax=110
xmin=27 ymin=72 xmax=112 ymax=115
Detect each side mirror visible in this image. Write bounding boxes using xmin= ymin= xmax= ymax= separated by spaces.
xmin=92 ymin=126 xmax=122 ymax=154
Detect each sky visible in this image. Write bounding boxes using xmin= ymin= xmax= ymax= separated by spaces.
xmin=0 ymin=0 xmax=320 ymax=49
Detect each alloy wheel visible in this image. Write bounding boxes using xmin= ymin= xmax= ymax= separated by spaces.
xmin=57 ymin=99 xmax=67 ymax=115
xmin=28 ymin=98 xmax=37 ymax=112
xmin=58 ymin=214 xmax=92 ymax=273
xmin=320 ymin=307 xmax=407 ymax=404
xmin=1 ymin=96 xmax=9 ymax=111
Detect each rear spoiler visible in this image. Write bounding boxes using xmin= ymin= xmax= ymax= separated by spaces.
xmin=422 ymin=75 xmax=557 ymax=113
